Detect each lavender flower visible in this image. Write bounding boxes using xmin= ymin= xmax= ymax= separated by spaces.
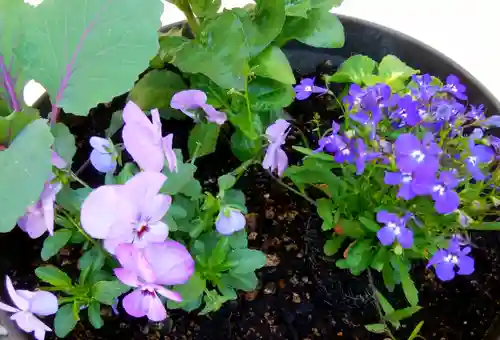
xmin=465 ymin=138 xmax=494 ymax=181
xmin=216 ymin=208 xmax=246 ymax=235
xmin=427 ymin=238 xmax=474 ymax=281
xmin=0 ymin=276 xmax=58 ymax=340
xmin=81 ymin=172 xmax=172 ymax=254
xmin=354 ymin=138 xmax=379 ymax=175
xmin=90 ymin=136 xmax=117 ymax=173
xmin=376 ymin=211 xmax=414 ymax=248
xmin=394 ymin=133 xmax=440 ymax=173
xmin=171 ymin=90 xmax=227 ymax=125
xmin=263 ymin=119 xmax=290 ymax=177
xmin=114 ymin=242 xmax=194 ymax=321
xmin=293 ymin=77 xmax=328 ymax=100
xmin=122 ymin=101 xmax=177 ymax=172
xmin=441 ymin=74 xmax=468 ymax=101
xmin=466 ymin=104 xmax=485 ymax=121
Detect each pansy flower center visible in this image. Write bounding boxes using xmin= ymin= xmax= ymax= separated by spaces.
xmin=136 ymin=223 xmax=150 ymax=239
xmin=411 ymin=150 xmax=425 ymax=163
xmin=141 ymin=288 xmax=156 ymax=297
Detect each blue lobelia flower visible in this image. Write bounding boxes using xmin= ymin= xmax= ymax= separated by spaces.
xmin=466 ymin=104 xmax=485 ymax=121
xmin=354 ymin=138 xmax=380 ymax=175
xmin=384 ymin=168 xmax=434 ymax=200
xmin=334 ymin=136 xmax=356 ymax=164
xmin=376 ymin=211 xmax=413 ymax=248
xmin=427 ymin=238 xmax=474 ymax=281
xmin=389 ymin=95 xmax=421 ymax=127
xmin=410 ymin=74 xmax=438 ymax=102
xmin=294 ymin=77 xmax=328 ymax=100
xmin=413 ymin=170 xmax=461 ymax=214
xmin=441 ymin=74 xmax=468 ymax=101
xmin=465 ymin=137 xmax=494 ymax=181
xmin=394 ymin=133 xmax=441 ymax=174
xmin=315 ymin=121 xmax=343 ymax=153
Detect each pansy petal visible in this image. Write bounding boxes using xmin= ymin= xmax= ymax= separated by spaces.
xmin=114 ymin=243 xmax=141 ymax=270
xmin=171 ymin=90 xmax=207 ymax=116
xmin=29 ymin=291 xmax=58 ymax=316
xmin=162 ymin=134 xmax=177 ymax=172
xmin=89 ymin=136 xmax=111 ymax=153
xmin=435 ymin=262 xmax=456 ymax=281
xmin=17 ymin=211 xmax=48 ymax=239
xmin=122 ymin=101 xmax=154 ymax=131
xmin=90 ymin=149 xmax=116 ymax=173
xmin=155 ymin=286 xmax=182 ymax=302
xmin=376 ymin=226 xmax=396 ymax=246
xmin=143 ymin=241 xmax=195 ymax=285
xmin=0 ymin=301 xmax=19 ymax=313
xmin=121 ymin=172 xmax=167 ymax=209
xmin=146 ymin=295 xmax=167 ymax=322
xmin=122 ymin=289 xmax=148 ymax=318
xmin=122 ymin=123 xmax=164 ymax=172
xmin=6 ymin=276 xmax=29 ymax=311
xmin=114 ymin=268 xmax=140 ymax=288
xmin=202 ymin=104 xmax=227 ymax=125
xmin=103 ymin=234 xmax=135 ymax=255
xmin=216 ymin=210 xmax=246 ymax=235
xmin=134 ymin=221 xmax=169 ymax=248
xmin=141 ymin=194 xmax=171 ymax=223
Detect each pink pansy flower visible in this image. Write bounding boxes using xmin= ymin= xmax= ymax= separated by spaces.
xmin=170 ymin=90 xmax=227 ymax=125
xmin=262 ymin=119 xmax=291 ymax=177
xmin=122 ymin=101 xmax=177 ymax=172
xmin=0 ymin=276 xmax=58 ymax=340
xmin=17 ymin=152 xmax=66 ymax=239
xmin=114 ymin=242 xmax=194 ymax=321
xmin=81 ymin=172 xmax=171 ymax=254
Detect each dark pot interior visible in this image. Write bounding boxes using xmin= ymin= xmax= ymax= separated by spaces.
xmin=3 ymin=14 xmax=500 ymax=340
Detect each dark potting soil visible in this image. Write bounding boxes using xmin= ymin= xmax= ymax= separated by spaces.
xmin=0 ymin=64 xmax=500 ymax=340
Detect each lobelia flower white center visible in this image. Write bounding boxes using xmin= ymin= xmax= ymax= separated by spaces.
xmin=304 ymin=85 xmax=312 ymax=92
xmin=432 ymin=185 xmax=446 ymax=196
xmin=411 ymin=150 xmax=425 ymax=163
xmin=387 ymin=222 xmax=401 ymax=235
xmin=468 ymin=156 xmax=477 ymax=166
xmin=444 ymin=254 xmax=460 ymax=264
xmin=401 ymin=173 xmax=412 ymax=183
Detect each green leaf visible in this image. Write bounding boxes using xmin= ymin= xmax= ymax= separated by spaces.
xmin=168 ymin=272 xmax=206 ymax=312
xmin=199 ymin=289 xmax=231 ymax=315
xmin=345 ymin=239 xmax=372 ymax=268
xmin=208 ymin=237 xmax=230 ymax=268
xmin=378 ymin=55 xmax=418 ymax=91
xmin=92 ymin=280 xmax=131 ymax=305
xmin=228 ymin=249 xmax=266 ymax=274
xmin=371 ymin=247 xmax=388 ymax=272
xmin=277 ymin=10 xmax=344 ymax=48
xmin=88 ymin=301 xmax=104 ymax=329
xmin=469 ymin=222 xmax=500 ymax=230
xmin=397 ymin=259 xmax=419 ymax=306
xmin=0 ymin=108 xmax=39 ymax=145
xmin=292 ymin=146 xmax=334 ymax=161
xmin=129 ymin=70 xmax=186 ymax=111
xmin=327 ymin=55 xmax=377 ymax=84
xmin=106 ymin=110 xmax=123 ymax=138
xmin=323 ymin=236 xmax=345 ymax=256
xmin=172 ymin=11 xmax=249 ymax=90
xmin=375 ymin=290 xmax=395 ymax=315
xmin=408 ymin=321 xmax=425 ymax=340
xmin=359 ymin=217 xmax=380 ymax=232
xmin=161 ymin=161 xmax=197 ymax=195
xmin=17 ymin=0 xmax=163 ymax=115
xmin=231 ymin=128 xmax=262 ymax=161
xmin=382 ymin=262 xmax=395 ymax=292
xmin=285 ymin=0 xmax=311 ymax=17
xmin=338 ymin=219 xmax=366 ymax=238
xmin=35 ymin=265 xmax=72 ymax=288
xmin=228 ymin=229 xmax=248 ymax=249
xmin=52 ymin=123 xmax=76 ymax=164
xmin=219 ymin=272 xmax=258 ymax=291
xmin=158 ymin=34 xmax=190 ymax=64
xmin=190 ymin=0 xmax=221 ymax=17
xmin=316 ymin=198 xmax=334 ymax=231
xmin=248 ymin=77 xmax=295 ymax=111
xmin=0 ymin=119 xmax=53 ymax=232
xmin=218 ymin=174 xmax=237 ymax=191
xmin=41 ymin=229 xmax=72 ymax=261
xmin=310 ymin=0 xmax=343 ymax=8
xmin=251 ymin=46 xmax=295 ymax=84
xmin=54 ymin=304 xmax=79 ymax=338
xmin=188 ymin=122 xmax=220 ymax=159
xmin=222 ymin=189 xmax=246 ymax=212
xmin=115 ymin=162 xmax=139 ymax=184
xmin=384 ymin=306 xmax=422 ymax=323
xmin=56 ymin=187 xmax=92 ymax=214
xmin=78 ymin=246 xmax=106 ymax=272
xmin=364 ymin=323 xmax=388 ymax=334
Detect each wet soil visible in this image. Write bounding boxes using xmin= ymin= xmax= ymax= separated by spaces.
xmin=0 ymin=64 xmax=500 ymax=340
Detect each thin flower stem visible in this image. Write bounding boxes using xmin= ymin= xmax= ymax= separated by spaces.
xmin=243 ymin=76 xmax=253 ymax=126
xmin=269 ymin=172 xmax=316 ymax=206
xmin=75 ymin=158 xmax=91 ymax=176
xmin=179 ymin=0 xmax=200 ymax=36
xmin=293 ymin=124 xmax=310 ymax=149
xmin=367 ymin=269 xmax=397 ymax=340
xmin=231 ymin=157 xmax=258 ymax=178
xmin=70 ymin=171 xmax=91 ymax=188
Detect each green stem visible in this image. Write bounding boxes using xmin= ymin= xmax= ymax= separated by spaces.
xmin=293 ymin=124 xmax=310 ymax=148
xmin=231 ymin=157 xmax=258 ymax=177
xmin=270 ymin=173 xmax=316 ymax=206
xmin=179 ymin=0 xmax=200 ymax=36
xmin=367 ymin=270 xmax=397 ymax=340
xmin=243 ymin=76 xmax=253 ymax=126
xmin=70 ymin=172 xmax=90 ymax=189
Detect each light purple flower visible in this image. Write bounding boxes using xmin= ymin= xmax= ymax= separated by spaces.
xmin=81 ymin=172 xmax=171 ymax=254
xmin=0 ymin=276 xmax=58 ymax=340
xmin=394 ymin=133 xmax=440 ymax=174
xmin=441 ymin=74 xmax=467 ymax=101
xmin=17 ymin=152 xmax=66 ymax=239
xmin=263 ymin=119 xmax=290 ymax=177
xmin=90 ymin=136 xmax=117 ymax=173
xmin=427 ymin=238 xmax=474 ymax=281
xmin=465 ymin=138 xmax=494 ymax=181
xmin=215 ymin=209 xmax=246 ymax=235
xmin=466 ymin=104 xmax=485 ymax=121
xmin=428 ymin=171 xmax=461 ymax=214
xmin=114 ymin=242 xmax=194 ymax=321
xmin=122 ymin=101 xmax=177 ymax=173
xmin=170 ymin=90 xmax=227 ymax=125
xmin=315 ymin=121 xmax=343 ymax=153
xmin=293 ymin=77 xmax=328 ymax=100
xmin=376 ymin=211 xmax=413 ymax=248
xmin=354 ymin=138 xmax=380 ymax=175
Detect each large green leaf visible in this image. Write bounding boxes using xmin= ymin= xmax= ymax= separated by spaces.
xmin=378 ymin=55 xmax=418 ymax=91
xmin=168 ymin=272 xmax=206 ymax=312
xmin=231 ymin=129 xmax=262 ymax=161
xmin=35 ymin=265 xmax=72 ymax=288
xmin=251 ymin=46 xmax=295 ymax=85
xmin=0 ymin=119 xmax=53 ymax=232
xmin=129 ymin=70 xmax=187 ymax=111
xmin=16 ymin=0 xmax=163 ymax=115
xmin=227 ymin=249 xmax=266 ymax=274
xmin=327 ymin=55 xmax=377 ymax=84
xmin=277 ymin=10 xmax=344 ymax=48
xmin=172 ymin=11 xmax=249 ymax=90
xmin=188 ymin=122 xmax=220 ymax=159
xmin=248 ymin=77 xmax=295 ymax=112
xmin=190 ymin=0 xmax=221 ymax=17
xmin=285 ymin=0 xmax=311 ymax=17
xmin=54 ymin=304 xmax=79 ymax=338
xmin=92 ymin=280 xmax=130 ymax=305
xmin=310 ymin=0 xmax=344 ymax=8
xmin=52 ymin=122 xmax=76 ymax=164
xmin=41 ymin=229 xmax=72 ymax=261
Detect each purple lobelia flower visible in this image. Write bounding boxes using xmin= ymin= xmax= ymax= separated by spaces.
xmin=17 ymin=152 xmax=66 ymax=239
xmin=334 ymin=136 xmax=355 ymax=164
xmin=346 ymin=84 xmax=392 ymax=111
xmin=293 ymin=77 xmax=328 ymax=100
xmin=171 ymin=90 xmax=227 ymax=125
xmin=0 ymin=276 xmax=58 ymax=340
xmin=90 ymin=136 xmax=118 ymax=173
xmin=465 ymin=137 xmax=494 ymax=181
xmin=81 ymin=172 xmax=171 ymax=254
xmin=488 ymin=135 xmax=500 ymax=160
xmin=482 ymin=115 xmax=500 ymax=128
xmin=216 ymin=208 xmax=246 ymax=235
xmin=466 ymin=104 xmax=485 ymax=121
xmin=394 ymin=133 xmax=441 ymax=174
xmin=114 ymin=242 xmax=194 ymax=321
xmin=427 ymin=238 xmax=474 ymax=281
xmin=389 ymin=95 xmax=421 ymax=127
xmin=384 ymin=170 xmax=432 ymax=200
xmin=419 ymin=171 xmax=461 ymax=214
xmin=441 ymin=74 xmax=468 ymax=101
xmin=263 ymin=119 xmax=290 ymax=177
xmin=410 ymin=74 xmax=438 ymax=101
xmin=376 ymin=211 xmax=413 ymax=248
xmin=122 ymin=101 xmax=177 ymax=173
xmin=354 ymin=138 xmax=380 ymax=175
xmin=315 ymin=121 xmax=345 ymax=153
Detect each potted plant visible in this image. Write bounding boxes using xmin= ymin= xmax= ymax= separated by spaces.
xmin=0 ymin=1 xmax=499 ymax=339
